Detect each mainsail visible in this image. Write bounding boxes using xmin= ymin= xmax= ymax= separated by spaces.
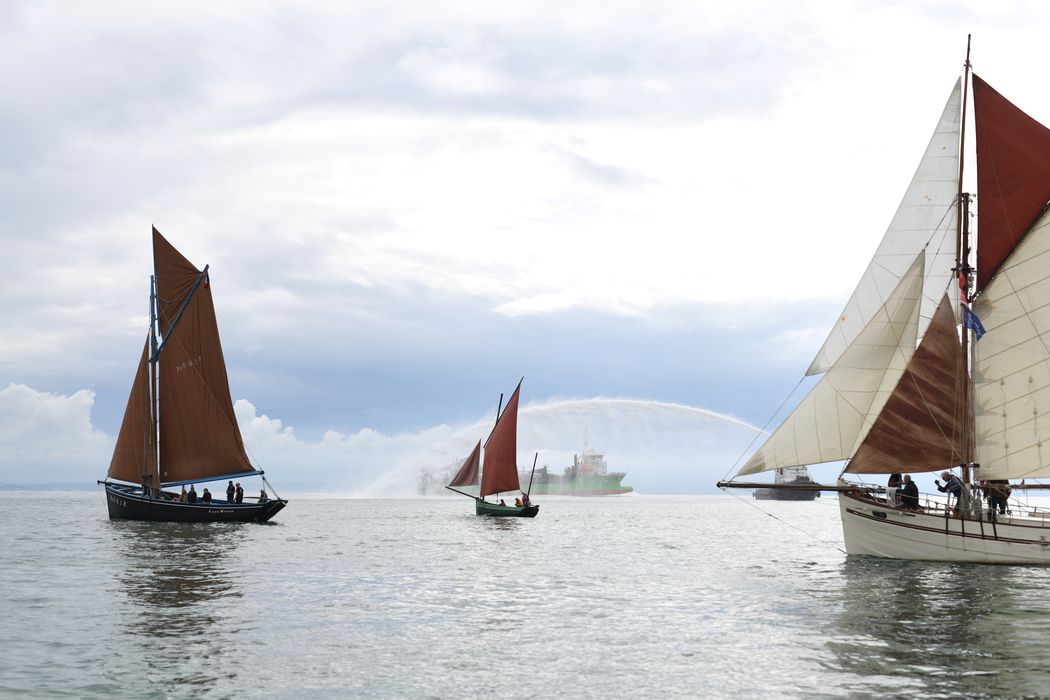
xmin=107 ymin=228 xmax=255 ymax=487
xmin=807 ymin=81 xmax=962 ymax=375
xmin=480 ymin=381 xmax=522 ymax=497
xmin=974 ymin=208 xmax=1050 ymax=479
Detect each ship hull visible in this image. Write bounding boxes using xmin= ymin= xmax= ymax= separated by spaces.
xmin=475 ymin=500 xmax=539 ymax=518
xmin=839 ymin=490 xmax=1050 ymax=564
xmin=104 ymin=483 xmax=286 ymax=523
xmin=754 ymin=487 xmax=819 ymax=501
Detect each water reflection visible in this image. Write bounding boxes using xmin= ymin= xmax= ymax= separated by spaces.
xmin=825 ymin=558 xmax=1050 ymax=697
xmin=111 ymin=521 xmax=247 ymax=692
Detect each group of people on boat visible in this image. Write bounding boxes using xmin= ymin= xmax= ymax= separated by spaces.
xmin=166 ymin=482 xmax=268 ymax=505
xmin=886 ymin=473 xmax=921 ymax=510
xmin=886 ymin=470 xmax=1013 ymax=517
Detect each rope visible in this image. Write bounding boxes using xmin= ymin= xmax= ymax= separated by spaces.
xmin=722 ymin=375 xmax=807 ymax=482
xmin=722 ymin=488 xmax=848 ymax=555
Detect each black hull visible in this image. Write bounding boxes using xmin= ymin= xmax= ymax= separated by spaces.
xmin=104 ymin=484 xmax=286 ymax=523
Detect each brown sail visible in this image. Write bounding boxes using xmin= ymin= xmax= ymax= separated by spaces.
xmin=480 ymin=382 xmax=522 ymax=497
xmin=108 ymin=339 xmax=156 ymax=485
xmin=973 ymin=75 xmax=1050 ymax=292
xmin=846 ymin=296 xmax=967 ymax=473
xmin=448 ymin=440 xmax=481 ymax=487
xmin=153 ymin=227 xmax=254 ymax=484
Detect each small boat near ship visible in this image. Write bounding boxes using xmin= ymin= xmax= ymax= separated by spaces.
xmin=446 ymin=379 xmax=539 ymax=517
xmin=720 ymin=39 xmax=1050 ymax=564
xmin=99 ymin=227 xmax=286 ymax=523
xmin=752 ymin=467 xmax=819 ymax=501
xmin=421 ymin=445 xmax=632 ymax=496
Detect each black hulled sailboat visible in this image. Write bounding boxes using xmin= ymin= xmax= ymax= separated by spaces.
xmin=100 ymin=227 xmax=286 ymax=523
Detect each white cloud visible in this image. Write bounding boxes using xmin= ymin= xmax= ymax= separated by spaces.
xmin=0 ymin=383 xmax=763 ymax=494
xmin=0 ymin=384 xmax=111 ymax=483
xmin=234 ymin=395 xmax=763 ymax=495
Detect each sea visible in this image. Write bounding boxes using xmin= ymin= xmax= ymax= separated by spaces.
xmin=5 ymin=492 xmax=1050 ymax=699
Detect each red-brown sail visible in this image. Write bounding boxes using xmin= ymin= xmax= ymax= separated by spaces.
xmin=973 ymin=75 xmax=1050 ymax=292
xmin=846 ymin=296 xmax=967 ymax=473
xmin=448 ymin=440 xmax=481 ymax=487
xmin=153 ymin=227 xmax=254 ymax=484
xmin=108 ymin=339 xmax=156 ymax=485
xmin=480 ymin=382 xmax=522 ymax=497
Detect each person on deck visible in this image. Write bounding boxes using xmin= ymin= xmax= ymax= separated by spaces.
xmin=179 ymin=486 xmax=188 ymax=502
xmin=521 ymin=492 xmax=531 ymax=507
xmin=259 ymin=489 xmax=268 ymax=503
xmin=187 ymin=485 xmax=198 ymax=503
xmin=235 ymin=483 xmax=244 ymax=504
xmin=202 ymin=488 xmax=213 ymax=503
xmin=887 ymin=473 xmax=903 ymax=506
xmin=900 ymin=475 xmax=920 ymax=510
xmin=935 ymin=471 xmax=965 ymax=515
xmin=499 ymin=499 xmax=507 ymax=506
xmin=514 ymin=497 xmax=522 ymax=507
xmin=226 ymin=481 xmax=235 ymax=503
xmin=984 ymin=479 xmax=1011 ymax=515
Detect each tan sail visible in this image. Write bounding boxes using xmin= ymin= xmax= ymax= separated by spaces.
xmin=847 ymin=295 xmax=967 ymax=473
xmin=153 ymin=227 xmax=253 ymax=484
xmin=480 ymin=382 xmax=522 ymax=497
xmin=108 ymin=339 xmax=156 ymax=485
xmin=448 ymin=440 xmax=481 ymax=487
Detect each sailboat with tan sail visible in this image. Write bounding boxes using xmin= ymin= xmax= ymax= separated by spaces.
xmin=99 ymin=227 xmax=287 ymax=523
xmin=719 ymin=39 xmax=1050 ymax=564
xmin=446 ymin=379 xmax=540 ymax=517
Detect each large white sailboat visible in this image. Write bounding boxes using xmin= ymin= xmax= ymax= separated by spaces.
xmin=719 ymin=40 xmax=1050 ymax=564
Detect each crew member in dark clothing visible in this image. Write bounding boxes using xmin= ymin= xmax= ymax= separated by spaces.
xmin=984 ymin=479 xmax=1011 ymax=515
xmin=900 ymin=474 xmax=920 ymax=510
xmin=226 ymin=480 xmax=236 ymax=503
xmin=935 ymin=470 xmax=965 ymax=515
xmin=202 ymin=488 xmax=213 ymax=503
xmin=187 ymin=485 xmax=198 ymax=503
xmin=235 ymin=483 xmax=244 ymax=504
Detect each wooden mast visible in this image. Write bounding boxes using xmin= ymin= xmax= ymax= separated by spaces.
xmin=958 ymin=35 xmax=974 ymax=486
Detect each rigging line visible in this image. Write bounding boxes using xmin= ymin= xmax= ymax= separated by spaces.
xmin=721 ymin=375 xmax=806 ymax=482
xmin=721 ymin=488 xmax=847 ymax=555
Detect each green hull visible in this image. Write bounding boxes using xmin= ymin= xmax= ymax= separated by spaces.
xmin=475 ymin=500 xmax=539 ymax=518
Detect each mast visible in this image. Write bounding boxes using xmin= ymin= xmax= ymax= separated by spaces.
xmin=958 ymin=35 xmax=974 ymax=485
xmin=148 ymin=274 xmax=160 ymax=495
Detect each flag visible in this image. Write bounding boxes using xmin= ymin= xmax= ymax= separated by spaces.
xmin=963 ymin=306 xmax=986 ymax=341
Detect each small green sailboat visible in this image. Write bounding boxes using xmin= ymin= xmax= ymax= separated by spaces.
xmin=446 ymin=379 xmax=539 ymax=518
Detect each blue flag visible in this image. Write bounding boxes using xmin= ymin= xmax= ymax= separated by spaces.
xmin=963 ymin=306 xmax=986 ymax=341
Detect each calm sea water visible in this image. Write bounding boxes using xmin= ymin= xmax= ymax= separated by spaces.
xmin=4 ymin=492 xmax=1050 ymax=698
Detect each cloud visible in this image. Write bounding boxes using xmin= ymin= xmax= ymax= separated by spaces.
xmin=0 ymin=383 xmax=762 ymax=494
xmin=0 ymin=384 xmax=111 ymax=483
xmin=236 ymin=395 xmax=764 ymax=495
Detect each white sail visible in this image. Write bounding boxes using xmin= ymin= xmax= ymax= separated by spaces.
xmin=807 ymin=80 xmax=961 ymax=375
xmin=737 ymin=253 xmax=925 ymax=476
xmin=974 ymin=209 xmax=1050 ymax=479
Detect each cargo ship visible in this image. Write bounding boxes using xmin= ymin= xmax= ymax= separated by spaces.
xmin=419 ymin=446 xmax=632 ymax=496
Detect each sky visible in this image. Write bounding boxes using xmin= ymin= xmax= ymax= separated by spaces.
xmin=3 ymin=0 xmax=1050 ymax=494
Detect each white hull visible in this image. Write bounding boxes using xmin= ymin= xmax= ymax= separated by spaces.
xmin=838 ymin=491 xmax=1050 ymax=565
